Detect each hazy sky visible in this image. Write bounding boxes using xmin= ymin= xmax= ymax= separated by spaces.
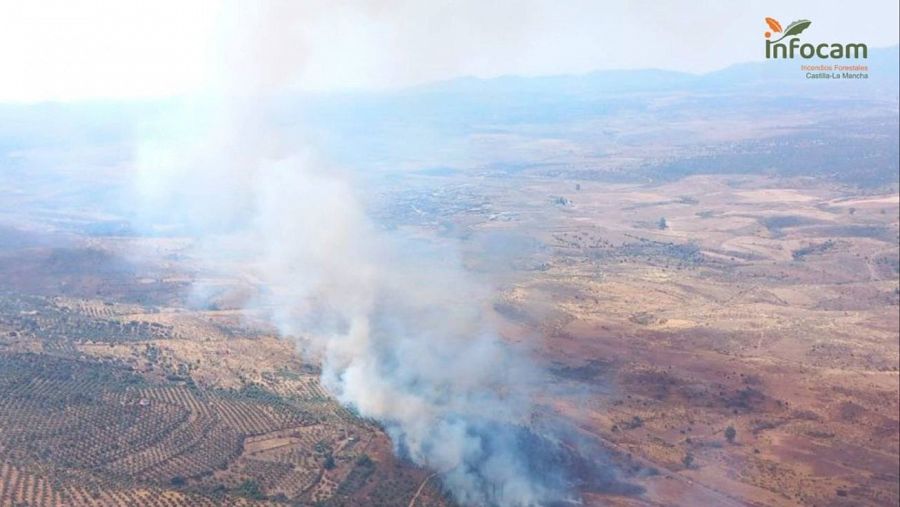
xmin=2 ymin=0 xmax=898 ymax=102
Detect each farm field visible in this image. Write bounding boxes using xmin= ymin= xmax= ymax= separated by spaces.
xmin=0 ymin=288 xmax=449 ymax=506
xmin=2 ymin=168 xmax=896 ymax=506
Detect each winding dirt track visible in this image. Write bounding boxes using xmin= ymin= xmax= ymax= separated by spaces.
xmin=408 ymin=472 xmax=438 ymax=507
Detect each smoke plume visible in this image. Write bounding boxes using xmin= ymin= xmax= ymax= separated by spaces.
xmin=134 ymin=4 xmax=593 ymax=505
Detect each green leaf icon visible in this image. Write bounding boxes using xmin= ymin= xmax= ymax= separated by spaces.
xmin=782 ymin=19 xmax=812 ymax=37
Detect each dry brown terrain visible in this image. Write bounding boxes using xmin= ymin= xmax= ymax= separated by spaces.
xmin=0 ymin=169 xmax=897 ymax=507
xmin=472 ymin=174 xmax=899 ymax=506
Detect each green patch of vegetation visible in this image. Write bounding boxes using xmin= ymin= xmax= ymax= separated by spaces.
xmin=337 ymin=454 xmax=376 ymax=495
xmin=235 ymin=479 xmax=265 ymax=500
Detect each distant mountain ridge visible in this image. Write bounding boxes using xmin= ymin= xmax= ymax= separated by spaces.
xmin=408 ymin=45 xmax=898 ymax=98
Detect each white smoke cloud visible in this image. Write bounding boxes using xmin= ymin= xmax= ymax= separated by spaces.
xmin=135 ymin=107 xmax=575 ymax=504
xmin=132 ymin=3 xmax=603 ymax=505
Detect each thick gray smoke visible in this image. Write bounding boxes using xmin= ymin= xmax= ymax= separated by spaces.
xmin=133 ymin=4 xmax=590 ymax=505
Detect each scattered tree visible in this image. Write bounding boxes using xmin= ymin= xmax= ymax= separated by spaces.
xmin=725 ymin=425 xmax=737 ymax=444
xmin=623 ymin=416 xmax=644 ymax=430
xmin=236 ymin=479 xmax=264 ymax=500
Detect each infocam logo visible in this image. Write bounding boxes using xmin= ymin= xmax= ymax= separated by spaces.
xmin=764 ymin=17 xmax=867 ymax=59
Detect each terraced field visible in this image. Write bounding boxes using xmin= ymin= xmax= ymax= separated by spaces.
xmin=0 ymin=293 xmax=450 ymax=507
